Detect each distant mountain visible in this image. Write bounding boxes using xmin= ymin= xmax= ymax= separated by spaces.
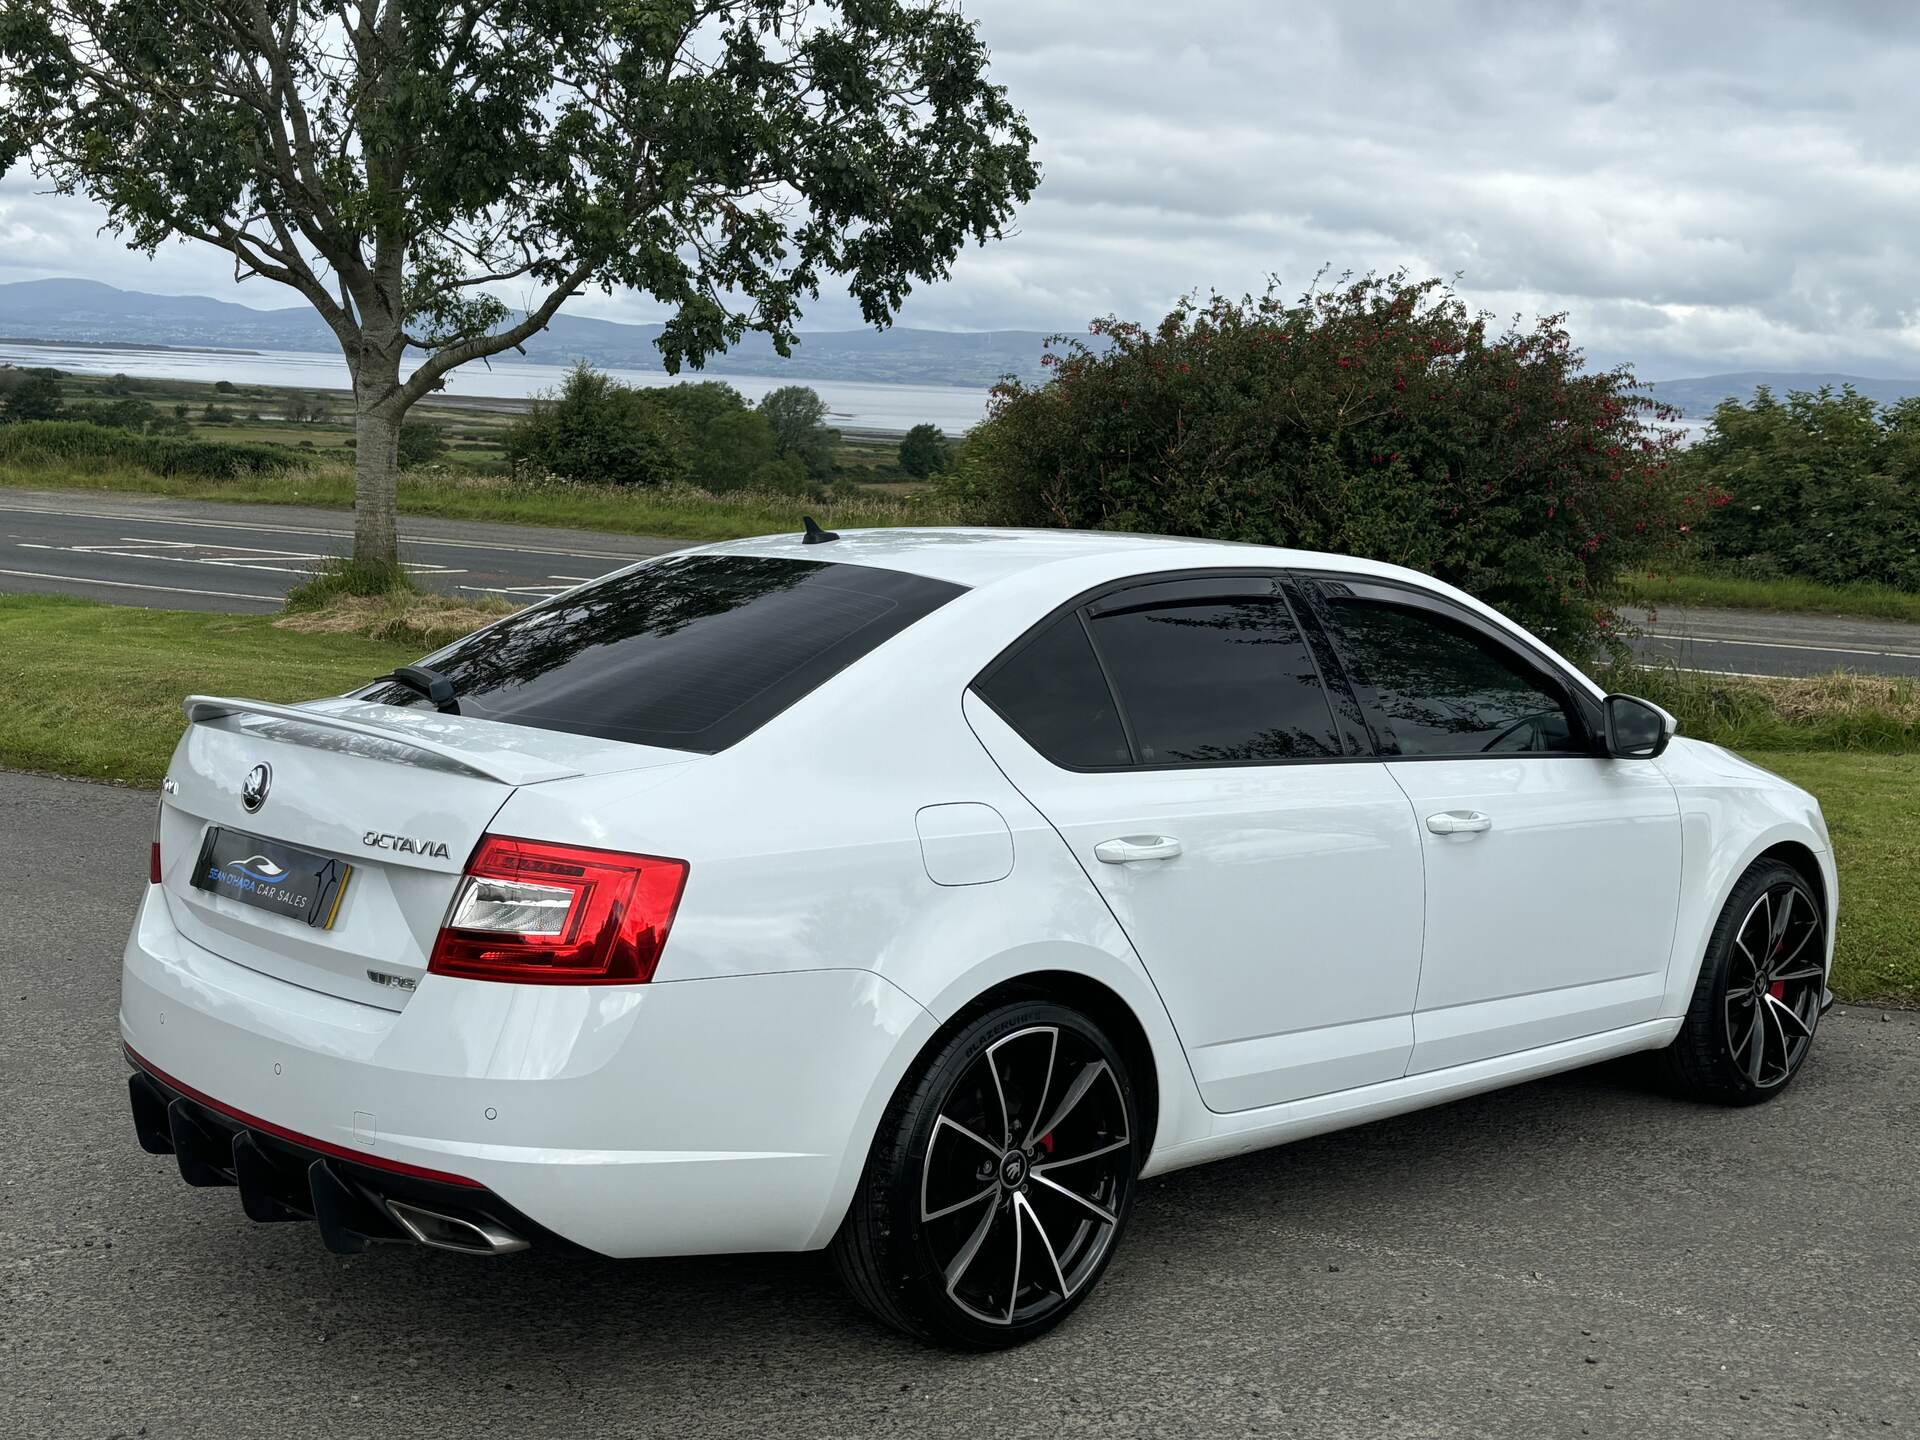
xmin=0 ymin=278 xmax=1060 ymax=388
xmin=1648 ymin=371 xmax=1920 ymax=418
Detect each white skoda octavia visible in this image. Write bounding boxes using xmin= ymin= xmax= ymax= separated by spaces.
xmin=122 ymin=526 xmax=1836 ymax=1346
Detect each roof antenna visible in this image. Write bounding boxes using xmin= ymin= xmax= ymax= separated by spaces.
xmin=801 ymin=515 xmax=840 ymax=545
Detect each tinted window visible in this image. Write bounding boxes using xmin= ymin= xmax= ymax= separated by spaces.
xmin=358 ymin=555 xmax=964 ymax=752
xmin=1325 ymin=597 xmax=1581 ymax=756
xmin=976 ymin=614 xmax=1131 ymax=768
xmin=1089 ymin=594 xmax=1340 ymax=764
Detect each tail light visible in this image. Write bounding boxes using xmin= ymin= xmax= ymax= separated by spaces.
xmin=428 ymin=835 xmax=688 ymax=985
xmin=150 ymin=799 xmax=163 ymax=885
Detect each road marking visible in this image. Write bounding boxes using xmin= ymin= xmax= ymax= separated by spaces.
xmin=0 ymin=499 xmax=654 ymax=561
xmin=1643 ymin=633 xmax=1920 ymax=661
xmin=15 ymin=539 xmax=467 ymax=580
xmin=458 ymin=583 xmax=565 ymax=597
xmin=0 ymin=566 xmax=280 ymax=601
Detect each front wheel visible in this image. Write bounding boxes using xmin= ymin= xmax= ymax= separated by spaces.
xmin=1662 ymin=859 xmax=1827 ymax=1104
xmin=831 ymin=999 xmax=1140 ymax=1348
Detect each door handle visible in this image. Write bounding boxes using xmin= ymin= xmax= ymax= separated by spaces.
xmin=1426 ymin=811 xmax=1492 ymax=837
xmin=1094 ymin=835 xmax=1183 ymax=864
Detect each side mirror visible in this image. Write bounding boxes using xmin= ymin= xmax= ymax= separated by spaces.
xmin=1603 ymin=693 xmax=1676 ymax=759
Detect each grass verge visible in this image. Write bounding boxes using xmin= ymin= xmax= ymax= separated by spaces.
xmin=0 ymin=595 xmax=1909 ymax=1001
xmin=1744 ymin=751 xmax=1919 ymax=1005
xmin=1593 ymin=663 xmax=1920 ymax=753
xmin=0 ymin=594 xmax=414 ymax=784
xmin=0 ymin=457 xmax=956 ymax=542
xmin=1616 ymin=570 xmax=1920 ymax=624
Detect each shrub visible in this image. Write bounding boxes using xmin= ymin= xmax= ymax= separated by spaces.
xmin=1682 ymin=386 xmax=1920 ymax=590
xmin=0 ymin=368 xmax=63 ymax=423
xmin=397 ymin=419 xmax=448 ymax=469
xmin=504 ymin=363 xmax=685 ymax=487
xmin=0 ymin=420 xmax=307 ymax=478
xmin=898 ymin=422 xmax=951 ymax=478
xmin=954 ymin=272 xmax=1695 ymax=654
xmin=73 ymin=397 xmax=158 ymax=432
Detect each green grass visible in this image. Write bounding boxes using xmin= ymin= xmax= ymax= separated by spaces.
xmin=1616 ymin=570 xmax=1920 ymax=624
xmin=1593 ymin=663 xmax=1920 ymax=754
xmin=1745 ymin=751 xmax=1920 ymax=1005
xmin=0 ymin=594 xmax=414 ymax=785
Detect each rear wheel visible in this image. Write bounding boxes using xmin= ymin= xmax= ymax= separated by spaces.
xmin=1662 ymin=859 xmax=1826 ymax=1104
xmin=831 ymin=998 xmax=1139 ymax=1347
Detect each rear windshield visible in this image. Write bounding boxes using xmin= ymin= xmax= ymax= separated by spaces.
xmin=357 ymin=554 xmax=966 ymax=752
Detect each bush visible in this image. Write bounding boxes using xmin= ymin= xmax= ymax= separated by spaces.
xmin=397 ymin=419 xmax=448 ymax=469
xmin=505 ymin=363 xmax=686 ymax=487
xmin=1682 ymin=386 xmax=1920 ymax=590
xmin=73 ymin=398 xmax=158 ymax=432
xmin=0 ymin=368 xmax=63 ymax=423
xmin=953 ymin=272 xmax=1695 ymax=653
xmin=0 ymin=420 xmax=307 ymax=478
xmin=898 ymin=422 xmax=951 ymax=478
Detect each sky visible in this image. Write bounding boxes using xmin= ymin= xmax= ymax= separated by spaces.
xmin=4 ymin=0 xmax=1920 ymax=380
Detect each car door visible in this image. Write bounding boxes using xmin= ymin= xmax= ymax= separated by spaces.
xmin=963 ymin=573 xmax=1427 ymax=1112
xmin=1300 ymin=575 xmax=1683 ymax=1074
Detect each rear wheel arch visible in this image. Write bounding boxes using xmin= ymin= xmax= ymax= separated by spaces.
xmin=942 ymin=970 xmax=1162 ymax=1164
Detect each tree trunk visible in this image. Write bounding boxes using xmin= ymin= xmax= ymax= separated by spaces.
xmin=349 ymin=357 xmax=405 ymax=572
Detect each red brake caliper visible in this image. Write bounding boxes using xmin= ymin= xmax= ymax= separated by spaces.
xmin=1037 ymin=1132 xmax=1055 ymax=1155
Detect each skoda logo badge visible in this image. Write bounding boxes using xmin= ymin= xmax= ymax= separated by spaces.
xmin=240 ymin=762 xmax=272 ymax=813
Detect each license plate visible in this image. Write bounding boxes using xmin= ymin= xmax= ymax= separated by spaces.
xmin=189 ymin=826 xmax=353 ymax=929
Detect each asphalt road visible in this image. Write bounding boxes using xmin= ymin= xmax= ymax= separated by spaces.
xmin=0 ymin=489 xmax=675 ymax=613
xmin=5 ymin=489 xmax=1920 ymax=679
xmin=4 ymin=770 xmax=1917 ymax=1438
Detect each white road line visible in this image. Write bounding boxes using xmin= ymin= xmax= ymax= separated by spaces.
xmin=0 ymin=566 xmax=280 ymax=601
xmin=0 ymin=500 xmax=652 ymax=561
xmin=458 ymin=583 xmax=563 ymax=597
xmin=1644 ymin=633 xmax=1920 ymax=661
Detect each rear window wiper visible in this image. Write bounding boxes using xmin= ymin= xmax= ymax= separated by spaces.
xmin=378 ymin=663 xmax=460 ymax=714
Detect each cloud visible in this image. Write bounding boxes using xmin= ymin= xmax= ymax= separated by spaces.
xmin=6 ymin=0 xmax=1920 ymax=377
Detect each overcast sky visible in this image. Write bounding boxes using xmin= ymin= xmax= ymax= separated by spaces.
xmin=4 ymin=0 xmax=1919 ymax=379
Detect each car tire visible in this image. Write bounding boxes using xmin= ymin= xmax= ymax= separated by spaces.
xmin=1661 ymin=858 xmax=1827 ymax=1105
xmin=831 ymin=997 xmax=1140 ymax=1348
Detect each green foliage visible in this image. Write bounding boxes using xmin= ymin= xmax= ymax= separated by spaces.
xmin=898 ymin=423 xmax=952 ymax=478
xmin=0 ymin=368 xmax=63 ymax=423
xmin=0 ymin=0 xmax=1037 ymax=568
xmin=505 ymin=364 xmax=685 ymax=488
xmin=1682 ymin=386 xmax=1920 ymax=590
xmin=397 ymin=420 xmax=448 ymax=470
xmin=0 ymin=420 xmax=305 ymax=479
xmin=73 ymin=397 xmax=158 ymax=432
xmin=757 ymin=385 xmax=838 ymax=481
xmin=651 ymin=380 xmax=809 ymax=493
xmin=955 ymin=273 xmax=1694 ymax=653
xmin=200 ymin=403 xmax=235 ymax=424
xmin=283 ymin=556 xmax=419 ymax=610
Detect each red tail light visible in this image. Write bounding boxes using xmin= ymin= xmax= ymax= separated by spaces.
xmin=428 ymin=835 xmax=688 ymax=985
xmin=150 ymin=798 xmax=163 ymax=884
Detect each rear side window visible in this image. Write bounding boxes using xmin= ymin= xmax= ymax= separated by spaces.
xmin=975 ymin=613 xmax=1132 ymax=768
xmin=358 ymin=555 xmax=965 ymax=752
xmin=1089 ymin=593 xmax=1341 ymax=763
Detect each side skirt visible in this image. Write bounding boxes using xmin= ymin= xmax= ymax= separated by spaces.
xmin=1139 ymin=1018 xmax=1681 ymax=1178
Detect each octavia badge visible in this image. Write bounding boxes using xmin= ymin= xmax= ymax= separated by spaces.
xmin=240 ymin=762 xmax=272 ymax=813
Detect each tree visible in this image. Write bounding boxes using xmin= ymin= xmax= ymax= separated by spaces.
xmin=0 ymin=367 xmax=62 ymax=423
xmin=505 ymin=363 xmax=684 ymax=488
xmin=0 ymin=3 xmax=1036 ymax=571
xmin=958 ymin=273 xmax=1697 ymax=653
xmin=397 ymin=418 xmax=448 ymax=469
xmin=758 ymin=384 xmax=837 ymax=480
xmin=1683 ymin=385 xmax=1920 ymax=588
xmin=898 ymin=422 xmax=951 ymax=477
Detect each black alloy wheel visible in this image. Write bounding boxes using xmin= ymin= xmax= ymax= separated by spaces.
xmin=833 ymin=999 xmax=1139 ymax=1346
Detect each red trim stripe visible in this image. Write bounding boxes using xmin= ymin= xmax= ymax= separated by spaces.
xmin=124 ymin=1044 xmax=483 ymax=1189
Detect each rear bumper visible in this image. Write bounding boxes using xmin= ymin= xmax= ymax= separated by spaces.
xmin=121 ymin=885 xmax=937 ymax=1257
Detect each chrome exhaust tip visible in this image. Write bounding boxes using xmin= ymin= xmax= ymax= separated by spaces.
xmin=385 ymin=1198 xmax=529 ymax=1255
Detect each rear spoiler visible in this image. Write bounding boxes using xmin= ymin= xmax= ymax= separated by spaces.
xmin=183 ymin=695 xmax=582 ymax=786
